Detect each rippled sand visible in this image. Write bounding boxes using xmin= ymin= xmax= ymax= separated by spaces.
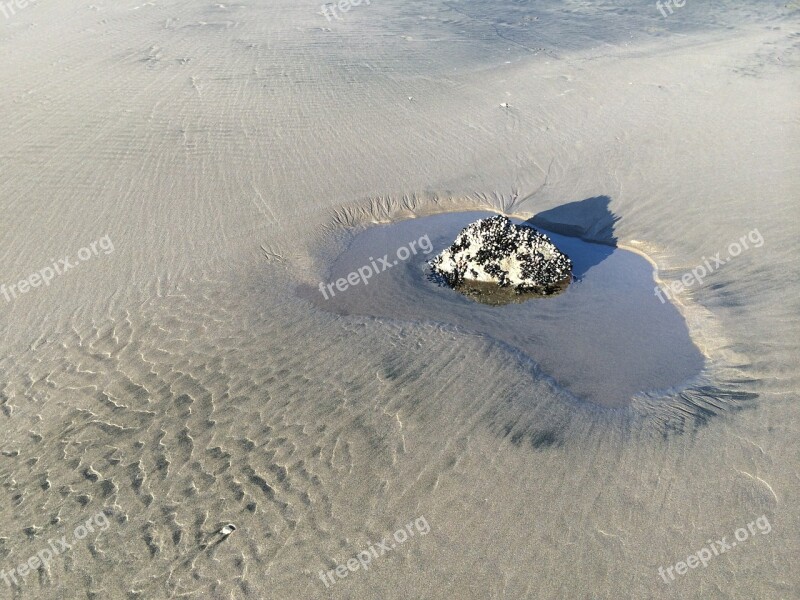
xmin=0 ymin=1 xmax=798 ymax=598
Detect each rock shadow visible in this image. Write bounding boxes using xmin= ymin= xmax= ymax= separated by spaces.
xmin=524 ymin=196 xmax=619 ymax=280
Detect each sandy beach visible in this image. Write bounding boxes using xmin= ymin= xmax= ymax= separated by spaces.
xmin=1 ymin=1 xmax=798 ymax=598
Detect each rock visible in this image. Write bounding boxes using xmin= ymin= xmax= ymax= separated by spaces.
xmin=428 ymin=215 xmax=572 ymax=302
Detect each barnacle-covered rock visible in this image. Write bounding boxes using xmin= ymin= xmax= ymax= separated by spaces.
xmin=429 ymin=216 xmax=572 ymax=303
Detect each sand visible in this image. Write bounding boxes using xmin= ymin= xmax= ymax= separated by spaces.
xmin=0 ymin=0 xmax=798 ymax=598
